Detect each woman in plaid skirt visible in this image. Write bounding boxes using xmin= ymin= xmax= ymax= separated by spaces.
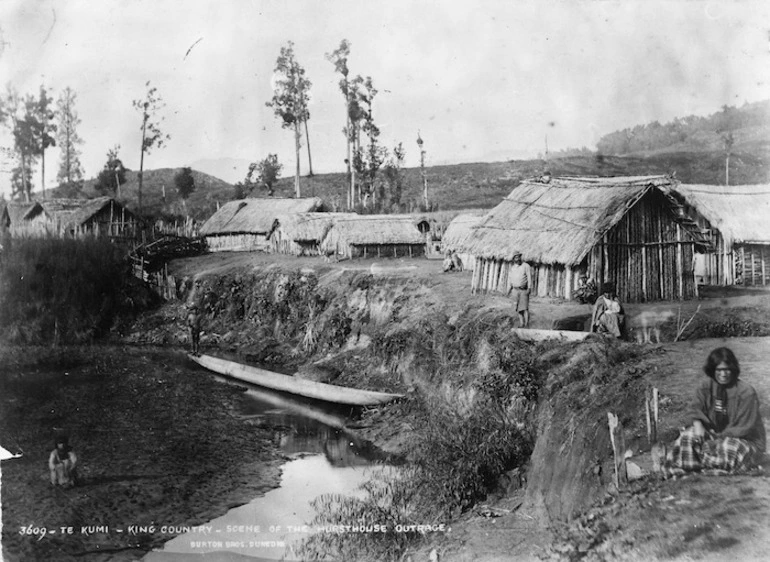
xmin=661 ymin=347 xmax=766 ymax=477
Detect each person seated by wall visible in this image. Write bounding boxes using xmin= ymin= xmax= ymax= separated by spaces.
xmin=49 ymin=434 xmax=78 ymax=488
xmin=659 ymin=347 xmax=765 ymax=477
xmin=590 ymin=282 xmax=625 ymax=338
xmin=573 ymin=274 xmax=597 ymax=304
xmin=443 ymin=250 xmax=462 ymax=272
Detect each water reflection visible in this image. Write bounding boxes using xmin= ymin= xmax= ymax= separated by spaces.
xmin=149 ymin=369 xmax=390 ymax=561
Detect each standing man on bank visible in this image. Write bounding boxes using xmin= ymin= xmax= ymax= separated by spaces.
xmin=507 ymin=252 xmax=532 ymax=328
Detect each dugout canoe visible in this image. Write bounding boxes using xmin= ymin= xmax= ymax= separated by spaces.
xmin=511 ymin=328 xmax=591 ymax=342
xmin=188 ymin=354 xmax=404 ymax=406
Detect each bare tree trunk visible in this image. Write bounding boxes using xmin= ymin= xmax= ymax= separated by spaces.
xmin=294 ymin=121 xmax=301 ymax=197
xmin=138 ymin=118 xmax=147 ymax=213
xmin=725 ymin=154 xmax=730 ymax=186
xmin=22 ymin=153 xmax=30 ymax=203
xmin=41 ymin=149 xmax=46 ymax=200
xmin=304 ymin=119 xmax=313 ymax=177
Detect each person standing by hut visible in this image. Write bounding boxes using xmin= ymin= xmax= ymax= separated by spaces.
xmin=506 ymin=252 xmax=532 ymax=328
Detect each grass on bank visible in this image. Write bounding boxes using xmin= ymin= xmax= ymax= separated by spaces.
xmin=0 ymin=236 xmax=156 ymax=344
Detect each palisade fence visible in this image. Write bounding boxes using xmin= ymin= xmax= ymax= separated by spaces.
xmin=130 ymin=231 xmax=207 ymax=300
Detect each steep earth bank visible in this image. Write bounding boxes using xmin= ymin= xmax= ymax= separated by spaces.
xmin=124 ymin=253 xmax=770 ymax=560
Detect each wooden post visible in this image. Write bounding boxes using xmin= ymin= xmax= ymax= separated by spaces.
xmin=645 ymin=387 xmax=659 ymax=444
xmin=608 ymin=412 xmax=628 ymax=490
xmin=740 ymin=246 xmax=746 ymax=285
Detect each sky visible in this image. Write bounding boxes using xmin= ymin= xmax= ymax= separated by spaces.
xmin=1 ymin=0 xmax=769 ymax=197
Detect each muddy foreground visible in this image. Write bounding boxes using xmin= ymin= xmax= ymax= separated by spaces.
xmin=0 ymin=346 xmax=283 ymax=561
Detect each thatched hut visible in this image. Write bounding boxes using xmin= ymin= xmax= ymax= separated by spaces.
xmin=1 ymin=197 xmax=140 ymax=239
xmin=319 ymin=215 xmax=427 ymax=259
xmin=460 ymin=175 xmax=709 ymax=302
xmin=669 ymin=184 xmax=770 ymax=286
xmin=200 ymin=197 xmax=324 ymax=252
xmin=1 ymin=201 xmax=49 ymax=236
xmin=441 ymin=211 xmax=488 ymax=271
xmin=42 ymin=197 xmax=140 ymax=239
xmin=268 ymin=212 xmax=357 ymax=256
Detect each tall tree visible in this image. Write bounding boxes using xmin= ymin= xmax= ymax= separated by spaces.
xmin=326 ymin=40 xmax=353 ymax=208
xmin=174 ymin=166 xmax=196 ymax=215
xmin=250 ymin=154 xmax=282 ymax=196
xmin=29 ymin=85 xmax=56 ymax=199
xmin=133 ymin=82 xmax=170 ymax=213
xmin=10 ymin=91 xmax=38 ymax=202
xmin=351 ymin=76 xmax=386 ymax=208
xmin=94 ymin=145 xmax=127 ymax=196
xmin=382 ymin=142 xmax=406 ymax=210
xmin=266 ymin=41 xmax=311 ymax=198
xmin=55 ymin=87 xmax=85 ymax=194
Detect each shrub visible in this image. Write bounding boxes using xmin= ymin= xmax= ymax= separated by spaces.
xmin=0 ymin=237 xmax=137 ymax=344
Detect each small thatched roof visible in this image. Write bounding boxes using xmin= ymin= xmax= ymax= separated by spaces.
xmin=200 ymin=197 xmax=324 ymax=236
xmin=442 ymin=211 xmax=488 ymax=249
xmin=320 ymin=215 xmax=426 ymax=250
xmin=459 ymin=175 xmax=694 ymax=265
xmin=269 ymin=212 xmax=358 ymax=242
xmin=4 ymin=201 xmax=43 ymax=225
xmin=671 ymin=184 xmax=770 ymax=245
xmin=39 ymin=197 xmax=134 ymax=230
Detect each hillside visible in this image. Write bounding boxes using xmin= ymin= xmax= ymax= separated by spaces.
xmin=42 ymin=168 xmax=235 ymax=221
xmin=32 ymin=148 xmax=769 ymax=223
xmin=596 ymin=99 xmax=770 ymax=157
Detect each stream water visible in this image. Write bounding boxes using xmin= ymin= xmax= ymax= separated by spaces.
xmin=145 ymin=374 xmax=390 ymax=561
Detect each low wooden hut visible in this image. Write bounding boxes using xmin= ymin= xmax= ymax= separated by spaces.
xmin=268 ymin=212 xmax=358 ymax=255
xmin=459 ymin=175 xmax=709 ymax=303
xmin=319 ymin=215 xmax=427 ymax=259
xmin=441 ymin=211 xmax=487 ymax=271
xmin=43 ymin=197 xmax=140 ymax=239
xmin=668 ymin=184 xmax=770 ymax=286
xmin=1 ymin=201 xmax=50 ymax=236
xmin=200 ymin=197 xmax=324 ymax=252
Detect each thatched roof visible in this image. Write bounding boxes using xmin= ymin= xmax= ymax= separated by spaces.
xmin=200 ymin=197 xmax=324 ymax=235
xmin=4 ymin=201 xmax=43 ymax=225
xmin=269 ymin=212 xmax=358 ymax=242
xmin=320 ymin=215 xmax=426 ymax=250
xmin=442 ymin=211 xmax=487 ymax=249
xmin=39 ymin=197 xmax=133 ymax=230
xmin=459 ymin=175 xmax=690 ymax=265
xmin=671 ymin=184 xmax=770 ymax=245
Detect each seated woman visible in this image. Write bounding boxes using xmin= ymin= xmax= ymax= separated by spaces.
xmin=590 ymin=282 xmax=625 ymax=338
xmin=49 ymin=434 xmax=78 ymax=488
xmin=661 ymin=347 xmax=766 ymax=477
xmin=573 ymin=275 xmax=597 ymax=305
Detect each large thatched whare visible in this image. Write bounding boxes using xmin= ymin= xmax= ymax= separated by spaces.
xmin=669 ymin=184 xmax=770 ymax=286
xmin=268 ymin=212 xmax=357 ymax=256
xmin=459 ymin=175 xmax=710 ymax=302
xmin=319 ymin=215 xmax=427 ymax=259
xmin=200 ymin=197 xmax=324 ymax=252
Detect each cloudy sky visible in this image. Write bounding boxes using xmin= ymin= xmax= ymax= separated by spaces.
xmin=1 ymin=0 xmax=769 ymax=196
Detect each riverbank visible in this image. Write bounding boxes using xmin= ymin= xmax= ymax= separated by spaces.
xmin=0 ymin=345 xmax=283 ymax=561
xmin=5 ymin=250 xmax=770 ymax=562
